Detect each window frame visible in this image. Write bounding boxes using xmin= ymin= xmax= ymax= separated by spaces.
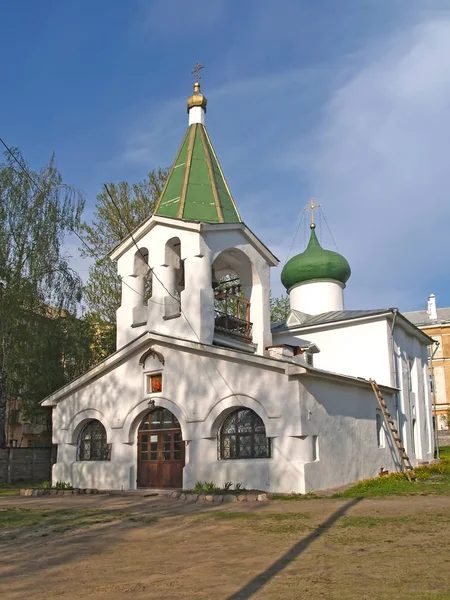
xmin=376 ymin=410 xmax=385 ymax=448
xmin=77 ymin=420 xmax=111 ymax=462
xmin=218 ymin=408 xmax=271 ymax=460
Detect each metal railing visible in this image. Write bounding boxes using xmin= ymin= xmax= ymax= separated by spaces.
xmin=214 ymin=309 xmax=253 ymax=343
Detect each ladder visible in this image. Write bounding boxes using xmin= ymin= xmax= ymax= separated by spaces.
xmin=370 ymin=379 xmax=416 ymax=482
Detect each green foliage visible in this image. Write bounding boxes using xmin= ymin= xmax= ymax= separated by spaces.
xmin=54 ymin=481 xmax=73 ymax=490
xmin=80 ymin=169 xmax=169 ymax=324
xmin=193 ymin=481 xmax=243 ymax=493
xmin=194 ymin=481 xmax=220 ymax=493
xmin=0 ymin=148 xmax=86 ymax=446
xmin=0 ymin=508 xmax=120 ymax=531
xmin=270 ymin=492 xmax=320 ymax=501
xmin=334 ymin=447 xmax=450 ymax=498
xmin=269 ymin=293 xmax=290 ymax=323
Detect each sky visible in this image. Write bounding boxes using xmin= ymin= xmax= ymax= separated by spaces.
xmin=1 ymin=0 xmax=450 ymax=312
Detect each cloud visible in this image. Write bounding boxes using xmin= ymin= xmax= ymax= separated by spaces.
xmin=136 ymin=0 xmax=226 ymax=38
xmin=117 ymin=7 xmax=450 ymax=311
xmin=292 ymin=17 xmax=450 ymax=310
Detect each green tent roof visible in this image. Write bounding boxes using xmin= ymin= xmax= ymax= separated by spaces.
xmin=281 ymin=226 xmax=351 ymax=291
xmin=154 ymin=123 xmax=241 ymax=224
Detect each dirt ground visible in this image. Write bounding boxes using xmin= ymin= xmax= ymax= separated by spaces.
xmin=0 ymin=493 xmax=449 ymax=600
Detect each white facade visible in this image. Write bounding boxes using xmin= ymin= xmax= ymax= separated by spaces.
xmin=272 ymin=311 xmax=435 ymax=465
xmin=44 ymin=331 xmax=409 ymax=493
xmin=42 ymin=85 xmax=435 ymax=493
xmin=113 ymin=217 xmax=276 ymax=356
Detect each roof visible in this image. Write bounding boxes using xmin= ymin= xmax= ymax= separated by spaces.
xmin=402 ymin=308 xmax=450 ymax=326
xmin=281 ymin=226 xmax=351 ymax=290
xmin=272 ymin=309 xmax=393 ymax=332
xmin=272 ymin=307 xmax=435 ymax=345
xmin=153 ymin=123 xmax=241 ymax=224
xmin=41 ymin=330 xmax=397 ymax=406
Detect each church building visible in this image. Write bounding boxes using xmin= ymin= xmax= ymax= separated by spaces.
xmin=42 ymin=75 xmax=435 ymax=493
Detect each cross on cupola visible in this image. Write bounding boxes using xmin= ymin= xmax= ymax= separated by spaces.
xmin=304 ymin=197 xmax=321 ymax=229
xmin=191 ymin=62 xmax=204 ymax=82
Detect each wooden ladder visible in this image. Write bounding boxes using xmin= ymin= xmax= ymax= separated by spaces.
xmin=370 ymin=379 xmax=416 ymax=482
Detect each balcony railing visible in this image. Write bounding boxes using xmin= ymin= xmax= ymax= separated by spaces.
xmin=214 ymin=309 xmax=253 ymax=343
xmin=213 ymin=278 xmax=253 ymax=344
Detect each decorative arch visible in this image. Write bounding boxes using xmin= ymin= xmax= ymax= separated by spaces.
xmin=64 ymin=408 xmax=111 ymax=445
xmin=133 ymin=247 xmax=149 ymax=276
xmin=139 ymin=347 xmax=165 ymax=368
xmin=121 ymin=396 xmax=190 ymax=444
xmin=212 ymin=246 xmax=263 ymax=288
xmin=203 ymin=394 xmax=277 ymax=439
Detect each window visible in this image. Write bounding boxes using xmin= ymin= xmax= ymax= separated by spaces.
xmin=219 ymin=409 xmax=270 ymax=460
xmin=306 ymin=353 xmax=314 ymax=367
xmin=139 ymin=408 xmax=180 ymax=431
xmin=31 ymin=412 xmax=48 ymax=426
xmin=376 ymin=410 xmax=385 ymax=448
xmin=10 ymin=410 xmax=20 ymax=426
xmin=147 ymin=373 xmax=162 ymax=394
xmin=312 ymin=435 xmax=319 ymax=461
xmin=412 ymin=419 xmax=417 ymax=456
xmin=77 ymin=420 xmax=110 ymax=461
xmin=407 ymin=357 xmax=414 ymax=391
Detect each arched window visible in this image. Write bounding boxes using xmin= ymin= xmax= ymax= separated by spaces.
xmin=77 ymin=420 xmax=110 ymax=461
xmin=219 ymin=409 xmax=270 ymax=460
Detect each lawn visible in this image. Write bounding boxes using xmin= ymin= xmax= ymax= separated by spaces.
xmin=0 ymin=481 xmax=47 ymax=496
xmin=333 ymin=445 xmax=450 ymax=498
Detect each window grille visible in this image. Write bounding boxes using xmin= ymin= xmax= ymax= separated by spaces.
xmin=77 ymin=420 xmax=111 ymax=461
xmin=218 ymin=409 xmax=270 ymax=460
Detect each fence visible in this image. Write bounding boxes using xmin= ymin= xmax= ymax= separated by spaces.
xmin=0 ymin=447 xmax=56 ymax=483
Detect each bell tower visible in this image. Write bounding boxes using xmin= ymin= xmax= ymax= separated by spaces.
xmin=112 ymin=67 xmax=278 ymax=354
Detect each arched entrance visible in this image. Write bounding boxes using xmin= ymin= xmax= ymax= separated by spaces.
xmin=137 ymin=408 xmax=185 ymax=488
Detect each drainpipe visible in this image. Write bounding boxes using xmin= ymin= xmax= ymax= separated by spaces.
xmin=430 ymin=341 xmax=440 ymax=459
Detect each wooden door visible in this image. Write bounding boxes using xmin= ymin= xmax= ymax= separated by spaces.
xmin=137 ymin=409 xmax=184 ymax=488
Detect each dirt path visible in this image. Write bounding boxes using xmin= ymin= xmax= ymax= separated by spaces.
xmin=1 ymin=494 xmax=449 ymax=599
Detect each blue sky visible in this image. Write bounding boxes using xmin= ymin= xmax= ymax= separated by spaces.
xmin=2 ymin=0 xmax=450 ymax=311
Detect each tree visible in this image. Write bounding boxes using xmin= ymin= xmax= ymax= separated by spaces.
xmin=80 ymin=169 xmax=169 ymax=323
xmin=0 ymin=149 xmax=85 ymax=447
xmin=270 ymin=293 xmax=290 ymax=323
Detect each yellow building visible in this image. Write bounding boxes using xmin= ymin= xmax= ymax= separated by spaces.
xmin=404 ymin=294 xmax=450 ymax=430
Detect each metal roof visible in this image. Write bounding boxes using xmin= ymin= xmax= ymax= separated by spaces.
xmin=271 ymin=309 xmax=393 ymax=332
xmin=402 ymin=307 xmax=450 ymax=326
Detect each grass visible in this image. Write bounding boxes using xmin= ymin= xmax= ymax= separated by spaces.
xmin=0 ymin=507 xmax=157 ymax=537
xmin=333 ymin=445 xmax=450 ymax=499
xmin=270 ymin=492 xmax=320 ymax=501
xmin=269 ymin=446 xmax=450 ymax=501
xmin=205 ymin=511 xmax=311 ymax=534
xmin=0 ymin=481 xmax=47 ymax=496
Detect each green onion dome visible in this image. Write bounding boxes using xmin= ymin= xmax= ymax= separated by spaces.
xmin=281 ymin=225 xmax=351 ymax=291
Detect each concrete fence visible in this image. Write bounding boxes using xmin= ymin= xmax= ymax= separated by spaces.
xmin=0 ymin=447 xmax=56 ymax=483
xmin=437 ymin=430 xmax=450 ymax=448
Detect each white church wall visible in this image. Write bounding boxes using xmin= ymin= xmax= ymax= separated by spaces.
xmin=114 ymin=220 xmax=273 ymax=354
xmin=49 ymin=335 xmax=410 ymax=493
xmin=299 ymin=378 xmax=400 ymax=491
xmin=274 ymin=317 xmax=392 ymax=386
xmin=393 ymin=324 xmax=434 ymax=462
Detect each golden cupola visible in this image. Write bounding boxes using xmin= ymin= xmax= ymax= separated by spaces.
xmin=187 ymin=81 xmax=207 ymax=113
